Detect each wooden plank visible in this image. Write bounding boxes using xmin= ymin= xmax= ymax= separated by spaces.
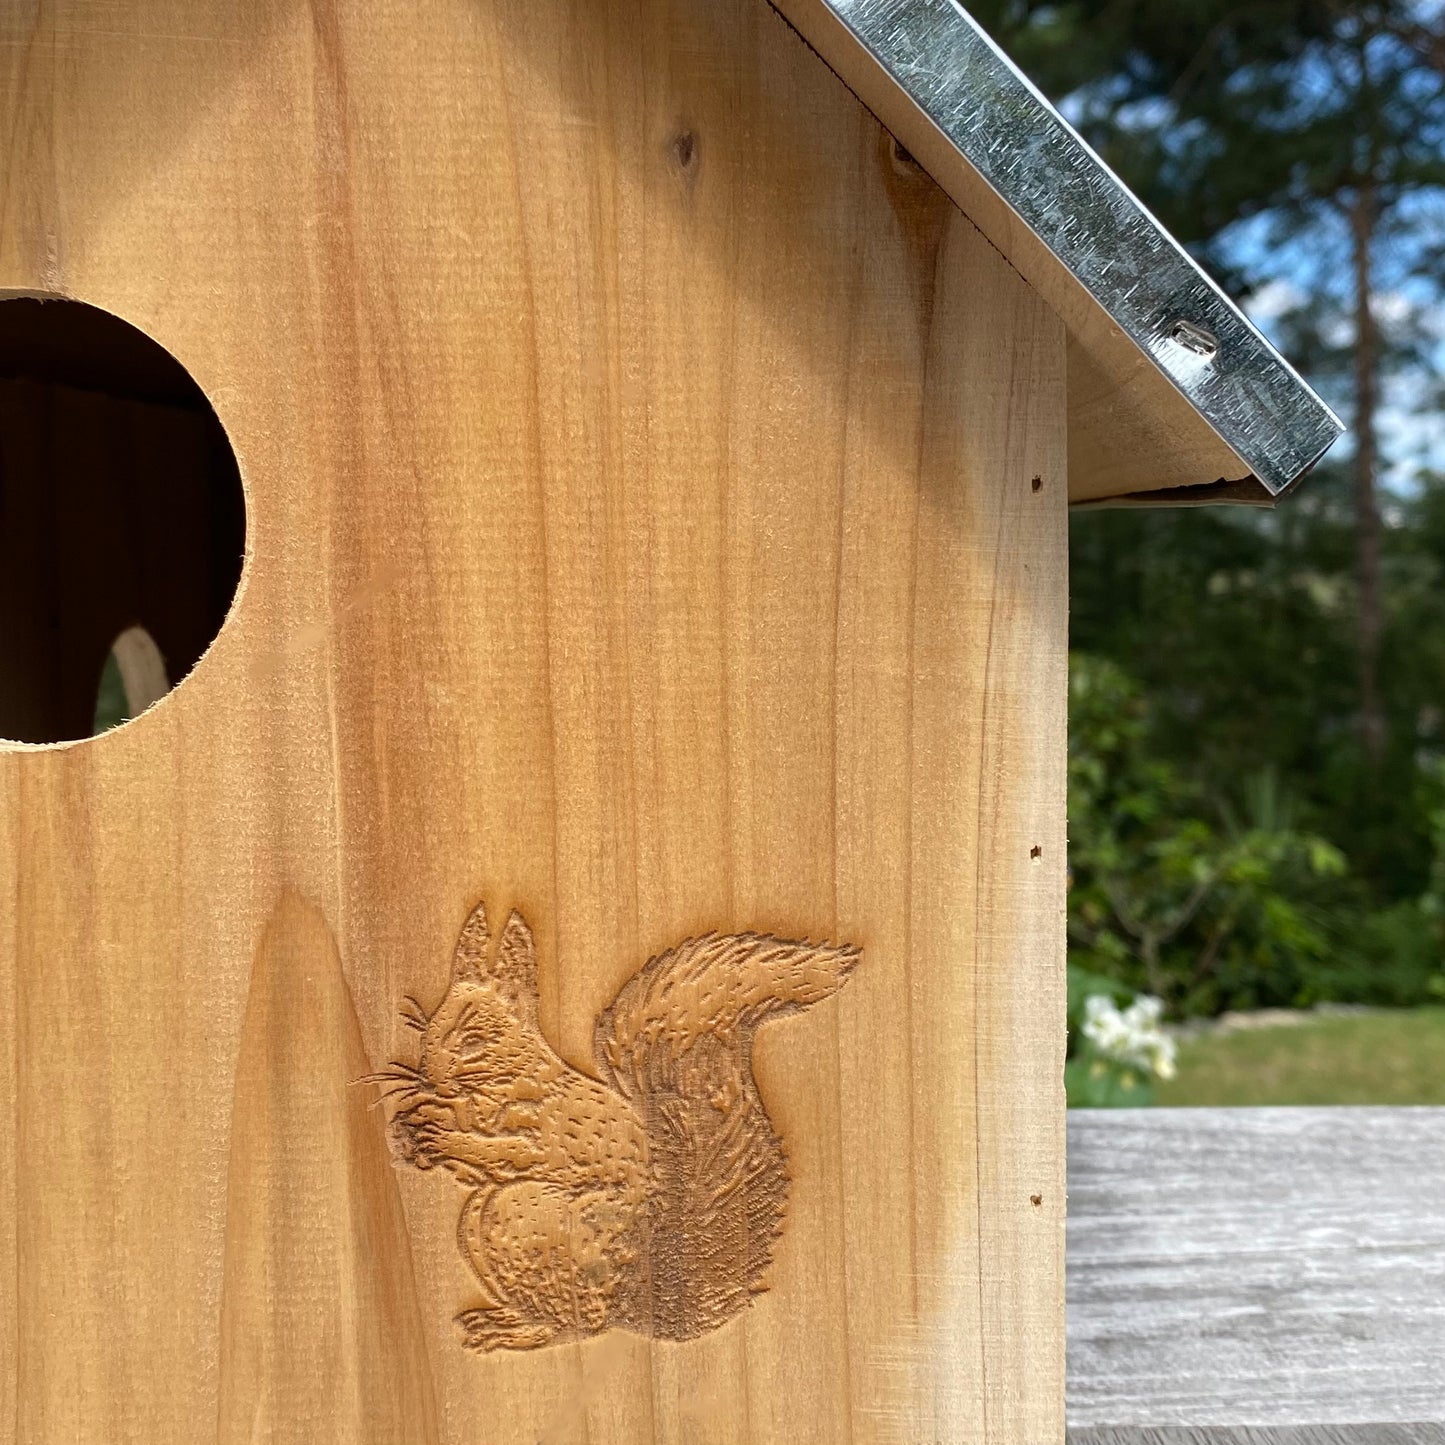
xmin=1067 ymin=1109 xmax=1445 ymax=1430
xmin=1070 ymin=1428 xmax=1445 ymax=1445
xmin=0 ymin=0 xmax=1069 ymax=1440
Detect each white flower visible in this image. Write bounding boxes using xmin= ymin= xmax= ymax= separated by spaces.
xmin=1081 ymin=992 xmax=1178 ymax=1082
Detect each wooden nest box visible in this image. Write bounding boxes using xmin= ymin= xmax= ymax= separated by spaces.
xmin=0 ymin=1 xmax=1340 ymax=1442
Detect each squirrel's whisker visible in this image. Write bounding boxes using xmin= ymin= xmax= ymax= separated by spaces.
xmin=354 ymin=1065 xmax=425 ymax=1085
xmin=368 ymin=1085 xmax=421 ymax=1110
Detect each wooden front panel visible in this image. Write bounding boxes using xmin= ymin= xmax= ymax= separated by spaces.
xmin=0 ymin=0 xmax=1067 ymax=1441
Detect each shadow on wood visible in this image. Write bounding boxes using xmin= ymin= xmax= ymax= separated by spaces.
xmin=217 ymin=891 xmax=440 ymax=1444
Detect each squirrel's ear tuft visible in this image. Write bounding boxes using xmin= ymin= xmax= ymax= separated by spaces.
xmin=452 ymin=899 xmax=491 ymax=984
xmin=495 ymin=909 xmax=537 ymax=1009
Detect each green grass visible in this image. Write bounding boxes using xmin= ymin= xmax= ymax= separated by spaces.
xmin=1156 ymin=1006 xmax=1445 ymax=1106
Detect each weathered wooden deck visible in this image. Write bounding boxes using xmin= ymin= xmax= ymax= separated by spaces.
xmin=1067 ymin=1108 xmax=1445 ymax=1445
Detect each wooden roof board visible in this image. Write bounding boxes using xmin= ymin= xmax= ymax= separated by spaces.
xmin=771 ymin=0 xmax=1346 ymax=504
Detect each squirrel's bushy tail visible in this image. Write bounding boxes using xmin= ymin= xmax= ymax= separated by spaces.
xmin=595 ymin=931 xmax=859 ymax=1092
xmin=593 ymin=932 xmax=859 ymax=1339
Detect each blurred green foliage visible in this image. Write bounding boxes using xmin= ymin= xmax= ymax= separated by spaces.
xmin=1069 ymin=647 xmax=1347 ymax=1016
xmin=1069 ymin=497 xmax=1445 ymax=1018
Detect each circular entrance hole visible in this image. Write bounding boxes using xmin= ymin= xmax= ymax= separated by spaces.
xmin=0 ymin=297 xmax=245 ymax=745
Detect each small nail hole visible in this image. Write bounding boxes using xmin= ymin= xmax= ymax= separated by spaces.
xmin=1030 ymin=845 xmax=1042 ymax=860
xmin=1031 ymin=475 xmax=1043 ymax=493
xmin=1030 ymin=1193 xmax=1043 ymax=1207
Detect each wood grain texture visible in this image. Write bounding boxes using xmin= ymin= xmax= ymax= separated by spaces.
xmin=0 ymin=0 xmax=1068 ymax=1441
xmin=1068 ymin=1109 xmax=1445 ymax=1430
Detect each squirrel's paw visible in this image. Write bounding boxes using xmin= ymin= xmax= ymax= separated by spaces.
xmin=455 ymin=1305 xmax=557 ymax=1352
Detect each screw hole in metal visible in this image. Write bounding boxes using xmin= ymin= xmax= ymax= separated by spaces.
xmin=1167 ymin=318 xmax=1219 ymax=361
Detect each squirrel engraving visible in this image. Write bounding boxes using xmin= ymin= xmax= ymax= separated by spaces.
xmin=376 ymin=899 xmax=859 ymax=1352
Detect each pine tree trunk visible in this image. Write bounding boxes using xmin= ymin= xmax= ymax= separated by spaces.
xmin=1350 ymin=181 xmax=1386 ymax=762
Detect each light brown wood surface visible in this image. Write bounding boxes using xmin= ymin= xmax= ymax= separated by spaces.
xmin=0 ymin=1 xmax=1067 ymax=1441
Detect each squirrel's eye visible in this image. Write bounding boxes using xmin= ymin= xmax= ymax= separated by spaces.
xmin=458 ymin=1029 xmax=494 ymax=1054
